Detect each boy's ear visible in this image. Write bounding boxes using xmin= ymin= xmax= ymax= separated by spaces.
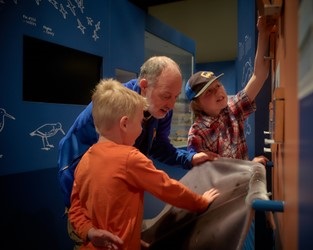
xmin=120 ymin=116 xmax=128 ymax=131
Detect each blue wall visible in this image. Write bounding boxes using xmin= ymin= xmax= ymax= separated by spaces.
xmin=0 ymin=0 xmax=146 ymax=176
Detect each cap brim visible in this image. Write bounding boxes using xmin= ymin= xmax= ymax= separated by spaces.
xmin=194 ymin=73 xmax=224 ymax=98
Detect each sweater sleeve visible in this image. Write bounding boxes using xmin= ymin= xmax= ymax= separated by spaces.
xmin=149 ymin=111 xmax=195 ymax=169
xmin=126 ymin=149 xmax=209 ymax=213
xmin=68 ymin=178 xmax=94 ymax=242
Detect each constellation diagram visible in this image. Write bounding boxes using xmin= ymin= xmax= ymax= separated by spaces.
xmin=51 ymin=0 xmax=101 ymax=40
xmin=3 ymin=0 xmax=102 ymax=41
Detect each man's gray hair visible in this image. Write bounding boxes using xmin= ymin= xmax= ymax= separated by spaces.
xmin=138 ymin=56 xmax=181 ymax=86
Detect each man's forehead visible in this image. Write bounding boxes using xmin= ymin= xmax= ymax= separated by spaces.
xmin=155 ymin=81 xmax=181 ymax=93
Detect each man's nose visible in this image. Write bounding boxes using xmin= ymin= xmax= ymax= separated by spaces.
xmin=167 ymin=97 xmax=176 ymax=109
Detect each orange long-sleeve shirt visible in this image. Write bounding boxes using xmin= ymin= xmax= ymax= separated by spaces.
xmin=68 ymin=141 xmax=209 ymax=249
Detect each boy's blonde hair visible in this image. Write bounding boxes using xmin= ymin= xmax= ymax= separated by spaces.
xmin=91 ymin=78 xmax=148 ymax=135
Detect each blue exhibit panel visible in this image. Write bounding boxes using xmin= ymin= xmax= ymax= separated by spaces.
xmin=0 ymin=0 xmax=146 ymax=175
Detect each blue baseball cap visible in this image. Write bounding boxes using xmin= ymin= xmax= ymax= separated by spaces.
xmin=185 ymin=71 xmax=224 ymax=101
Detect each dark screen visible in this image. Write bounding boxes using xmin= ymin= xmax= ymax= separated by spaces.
xmin=23 ymin=35 xmax=102 ymax=105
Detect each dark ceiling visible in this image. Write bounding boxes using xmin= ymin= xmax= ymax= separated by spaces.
xmin=129 ymin=0 xmax=183 ymax=10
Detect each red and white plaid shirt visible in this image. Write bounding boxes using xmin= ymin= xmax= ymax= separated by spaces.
xmin=187 ymin=90 xmax=256 ymax=160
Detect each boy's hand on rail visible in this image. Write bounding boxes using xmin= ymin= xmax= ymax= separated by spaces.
xmin=252 ymin=155 xmax=269 ymax=166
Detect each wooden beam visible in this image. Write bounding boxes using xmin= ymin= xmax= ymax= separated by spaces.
xmin=257 ymin=0 xmax=283 ymax=17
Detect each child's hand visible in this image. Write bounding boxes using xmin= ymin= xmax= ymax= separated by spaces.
xmin=203 ymin=188 xmax=220 ymax=204
xmin=257 ymin=16 xmax=277 ymax=35
xmin=252 ymin=155 xmax=269 ymax=166
xmin=88 ymin=227 xmax=123 ymax=249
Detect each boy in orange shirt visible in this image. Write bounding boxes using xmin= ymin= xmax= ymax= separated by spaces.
xmin=68 ymin=79 xmax=219 ymax=249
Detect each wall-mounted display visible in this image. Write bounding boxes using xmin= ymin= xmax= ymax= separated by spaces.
xmin=23 ymin=35 xmax=103 ymax=105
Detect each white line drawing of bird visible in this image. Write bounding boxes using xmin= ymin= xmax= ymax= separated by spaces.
xmin=29 ymin=122 xmax=65 ymax=150
xmin=0 ymin=108 xmax=16 ymax=133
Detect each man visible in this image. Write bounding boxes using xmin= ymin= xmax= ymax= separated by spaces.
xmin=58 ymin=56 xmax=217 ymax=248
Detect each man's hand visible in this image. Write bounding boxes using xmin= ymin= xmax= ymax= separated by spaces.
xmin=191 ymin=151 xmax=219 ymax=166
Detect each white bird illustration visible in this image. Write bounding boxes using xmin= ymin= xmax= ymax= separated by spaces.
xmin=30 ymin=122 xmax=65 ymax=150
xmin=0 ymin=108 xmax=15 ymax=132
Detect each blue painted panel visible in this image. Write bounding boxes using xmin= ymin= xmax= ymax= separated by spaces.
xmin=0 ymin=0 xmax=146 ymax=175
xmin=109 ymin=0 xmax=145 ymax=74
xmin=0 ymin=103 xmax=86 ymax=175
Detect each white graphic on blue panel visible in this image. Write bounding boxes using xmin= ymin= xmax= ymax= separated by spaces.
xmin=43 ymin=25 xmax=54 ymax=36
xmin=77 ymin=18 xmax=86 ymax=34
xmin=35 ymin=0 xmax=42 ymax=6
xmin=239 ymin=33 xmax=253 ymax=139
xmin=92 ymin=21 xmax=101 ymax=41
xmin=241 ymin=58 xmax=253 ymax=88
xmin=0 ymin=108 xmax=15 ymax=133
xmin=244 ymin=117 xmax=252 ymax=137
xmin=59 ymin=4 xmax=68 ymax=19
xmin=95 ymin=21 xmax=100 ymax=31
xmin=92 ymin=30 xmax=99 ymax=41
xmin=0 ymin=108 xmax=15 ymax=159
xmin=29 ymin=122 xmax=65 ymax=151
xmin=6 ymin=0 xmax=102 ymax=41
xmin=241 ymin=58 xmax=253 ymax=138
xmin=48 ymin=0 xmax=58 ymax=9
xmin=67 ymin=0 xmax=76 ymax=16
xmin=75 ymin=0 xmax=84 ymax=13
xmin=86 ymin=17 xmax=93 ymax=26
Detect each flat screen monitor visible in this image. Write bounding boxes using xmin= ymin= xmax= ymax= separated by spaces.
xmin=23 ymin=35 xmax=102 ymax=105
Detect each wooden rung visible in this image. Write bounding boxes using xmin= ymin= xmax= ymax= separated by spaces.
xmin=257 ymin=0 xmax=282 ymax=16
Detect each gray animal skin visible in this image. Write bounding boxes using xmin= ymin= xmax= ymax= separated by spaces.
xmin=141 ymin=158 xmax=270 ymax=250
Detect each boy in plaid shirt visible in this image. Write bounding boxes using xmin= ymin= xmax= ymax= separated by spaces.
xmin=185 ymin=16 xmax=276 ymax=165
